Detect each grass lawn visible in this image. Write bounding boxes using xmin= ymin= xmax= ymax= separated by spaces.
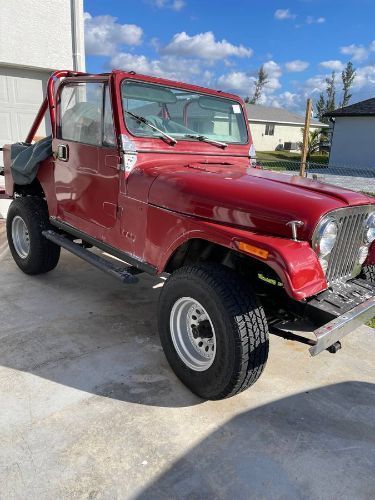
xmin=368 ymin=318 xmax=375 ymax=328
xmin=257 ymin=150 xmax=329 ymax=164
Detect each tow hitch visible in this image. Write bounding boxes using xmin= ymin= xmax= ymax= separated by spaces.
xmin=327 ymin=341 xmax=342 ymax=354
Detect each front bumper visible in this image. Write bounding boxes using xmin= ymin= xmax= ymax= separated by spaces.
xmin=310 ymin=295 xmax=375 ymax=356
xmin=272 ymin=277 xmax=374 ymax=355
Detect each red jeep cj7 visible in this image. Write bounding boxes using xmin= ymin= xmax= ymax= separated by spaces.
xmin=2 ymin=70 xmax=375 ymax=400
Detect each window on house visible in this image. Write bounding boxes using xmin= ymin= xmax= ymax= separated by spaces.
xmin=265 ymin=123 xmax=275 ymax=136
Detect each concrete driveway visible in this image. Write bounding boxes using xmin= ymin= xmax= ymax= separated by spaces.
xmin=0 ymin=223 xmax=374 ymax=499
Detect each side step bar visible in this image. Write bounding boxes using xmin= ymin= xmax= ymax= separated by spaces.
xmin=43 ymin=230 xmax=139 ymax=284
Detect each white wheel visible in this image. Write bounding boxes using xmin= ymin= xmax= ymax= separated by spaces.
xmin=6 ymin=197 xmax=60 ymax=275
xmin=170 ymin=297 xmax=216 ymax=372
xmin=11 ymin=215 xmax=30 ymax=259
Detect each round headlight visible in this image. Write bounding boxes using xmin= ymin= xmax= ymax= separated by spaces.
xmin=365 ymin=212 xmax=375 ymax=244
xmin=314 ymin=218 xmax=338 ymax=258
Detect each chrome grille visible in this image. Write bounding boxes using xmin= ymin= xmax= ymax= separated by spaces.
xmin=324 ymin=205 xmax=373 ymax=283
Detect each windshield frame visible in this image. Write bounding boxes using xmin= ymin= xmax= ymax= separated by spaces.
xmin=120 ymin=78 xmax=249 ymax=146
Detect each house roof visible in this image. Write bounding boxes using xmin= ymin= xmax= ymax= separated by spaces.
xmin=245 ymin=103 xmax=326 ymax=126
xmin=324 ymin=97 xmax=375 ymax=117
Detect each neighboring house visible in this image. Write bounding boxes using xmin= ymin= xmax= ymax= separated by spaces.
xmin=0 ymin=0 xmax=85 ymax=168
xmin=246 ymin=103 xmax=327 ymax=151
xmin=325 ymin=97 xmax=375 ymax=169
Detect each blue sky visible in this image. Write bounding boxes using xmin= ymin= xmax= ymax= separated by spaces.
xmin=84 ymin=0 xmax=375 ymax=114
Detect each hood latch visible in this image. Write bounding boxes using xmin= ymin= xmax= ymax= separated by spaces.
xmin=287 ymin=220 xmax=304 ymax=241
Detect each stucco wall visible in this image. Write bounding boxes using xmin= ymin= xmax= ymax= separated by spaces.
xmin=0 ymin=0 xmax=85 ymax=171
xmin=249 ymin=121 xmax=322 ymax=151
xmin=0 ymin=0 xmax=85 ymax=71
xmin=329 ymin=116 xmax=375 ymax=169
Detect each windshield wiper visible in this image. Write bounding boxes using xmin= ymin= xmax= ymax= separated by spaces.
xmin=184 ymin=134 xmax=227 ymax=148
xmin=124 ymin=110 xmax=177 ymax=145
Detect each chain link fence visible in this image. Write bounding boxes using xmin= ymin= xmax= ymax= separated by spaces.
xmin=256 ymin=159 xmax=375 ymax=196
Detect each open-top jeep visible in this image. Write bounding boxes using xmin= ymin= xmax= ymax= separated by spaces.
xmin=2 ymin=70 xmax=375 ymax=400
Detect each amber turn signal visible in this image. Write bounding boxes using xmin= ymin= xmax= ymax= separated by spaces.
xmin=238 ymin=242 xmax=269 ymax=259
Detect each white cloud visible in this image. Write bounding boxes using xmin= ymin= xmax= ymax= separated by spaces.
xmin=352 ymin=64 xmax=375 ymax=93
xmin=297 ymin=63 xmax=375 ymax=111
xmin=173 ymin=0 xmax=185 ymax=10
xmin=339 ymin=40 xmax=375 ymax=63
xmin=285 ymin=60 xmax=309 ymax=72
xmin=217 ymin=60 xmax=375 ymax=114
xmin=161 ymin=31 xmax=252 ymax=60
xmin=217 ymin=72 xmax=254 ymax=94
xmin=274 ymin=9 xmax=296 ymax=20
xmin=263 ymin=75 xmax=326 ymax=114
xmin=263 ymin=61 xmax=282 ymax=91
xmin=149 ymin=0 xmax=186 ymax=10
xmin=319 ymin=60 xmax=345 ymax=71
xmin=306 ymin=16 xmax=326 ymax=24
xmin=84 ymin=12 xmax=143 ymax=56
xmin=110 ymin=52 xmax=212 ymax=85
xmin=268 ymin=91 xmax=300 ymax=109
xmin=340 ymin=43 xmax=368 ymax=62
xmin=302 ymin=75 xmax=327 ymax=94
xmin=218 ymin=58 xmax=375 ymax=114
xmin=217 ymin=61 xmax=282 ymax=99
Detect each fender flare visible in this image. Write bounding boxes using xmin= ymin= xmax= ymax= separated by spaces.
xmin=159 ymin=221 xmax=327 ymax=301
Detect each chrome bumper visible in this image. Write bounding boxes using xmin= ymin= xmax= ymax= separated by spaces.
xmin=310 ymin=295 xmax=375 ymax=356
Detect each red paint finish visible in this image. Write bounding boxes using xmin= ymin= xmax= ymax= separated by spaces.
xmin=52 ymin=139 xmax=120 ymax=229
xmin=3 ymin=69 xmax=375 ymax=302
xmin=147 ymin=162 xmax=368 ymax=240
xmin=26 ymin=70 xmax=86 ymax=143
xmin=144 ymin=207 xmax=327 ymax=301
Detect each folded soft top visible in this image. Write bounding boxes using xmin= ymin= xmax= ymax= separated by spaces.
xmin=10 ymin=136 xmax=52 ymax=185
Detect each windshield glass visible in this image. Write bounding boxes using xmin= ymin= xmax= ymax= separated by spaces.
xmin=121 ymin=80 xmax=248 ymax=144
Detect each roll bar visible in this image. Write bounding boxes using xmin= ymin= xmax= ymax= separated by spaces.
xmin=25 ymin=70 xmax=86 ymax=144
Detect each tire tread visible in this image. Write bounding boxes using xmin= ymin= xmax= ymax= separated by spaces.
xmin=362 ymin=265 xmax=374 ymax=283
xmin=6 ymin=197 xmax=60 ymax=275
xmin=159 ymin=263 xmax=269 ymax=399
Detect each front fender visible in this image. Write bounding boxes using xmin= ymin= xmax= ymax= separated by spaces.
xmin=153 ymin=213 xmax=327 ymax=301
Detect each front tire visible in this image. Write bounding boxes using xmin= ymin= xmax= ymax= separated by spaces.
xmin=362 ymin=265 xmax=374 ymax=283
xmin=6 ymin=197 xmax=60 ymax=275
xmin=158 ymin=264 xmax=269 ymax=400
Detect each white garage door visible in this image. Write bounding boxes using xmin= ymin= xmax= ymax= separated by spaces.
xmin=0 ymin=66 xmax=51 ymax=168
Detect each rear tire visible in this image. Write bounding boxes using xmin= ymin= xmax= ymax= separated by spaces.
xmin=6 ymin=197 xmax=60 ymax=275
xmin=158 ymin=264 xmax=269 ymax=400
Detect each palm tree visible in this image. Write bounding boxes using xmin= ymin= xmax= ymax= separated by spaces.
xmin=299 ymin=128 xmax=326 ymax=162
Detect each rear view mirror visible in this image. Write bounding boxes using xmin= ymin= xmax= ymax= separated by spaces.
xmin=123 ymin=82 xmax=177 ymax=104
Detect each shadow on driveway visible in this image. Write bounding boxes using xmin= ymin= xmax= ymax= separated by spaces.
xmin=137 ymin=381 xmax=375 ymax=499
xmin=1 ymin=243 xmax=375 ymax=497
xmin=1 ymin=247 xmax=201 ymax=408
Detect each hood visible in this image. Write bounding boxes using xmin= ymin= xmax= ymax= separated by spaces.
xmin=148 ymin=162 xmax=374 ymax=240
